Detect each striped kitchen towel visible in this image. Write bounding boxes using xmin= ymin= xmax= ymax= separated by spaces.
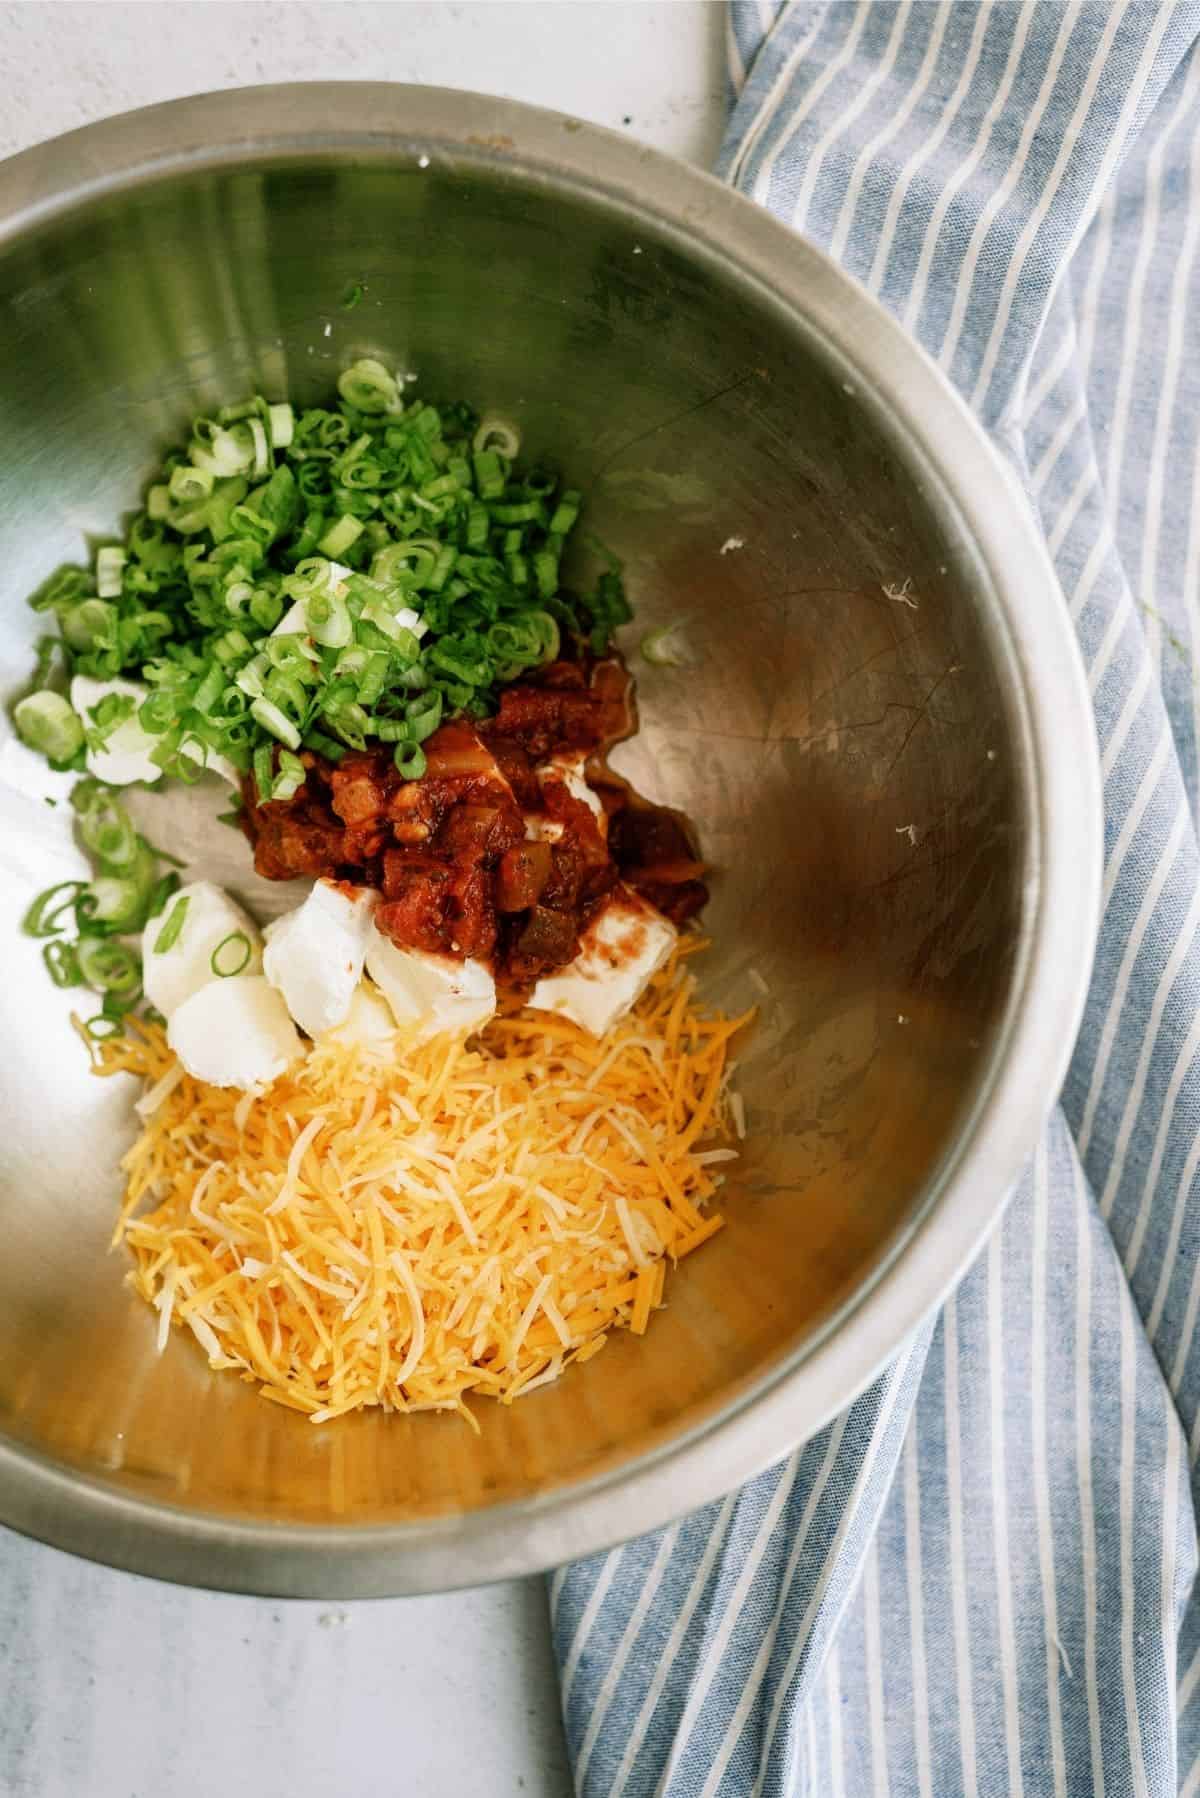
xmin=551 ymin=4 xmax=1200 ymax=1793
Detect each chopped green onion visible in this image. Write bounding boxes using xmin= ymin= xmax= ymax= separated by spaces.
xmin=268 ymin=402 xmax=294 ymax=448
xmin=42 ymin=939 xmax=82 ymax=988
xmin=472 ymin=449 xmax=506 ymax=499
xmin=168 ymin=463 xmax=214 ymax=504
xmin=337 ymin=358 xmax=398 ymax=414
xmin=95 ymin=546 xmax=126 ymax=598
xmin=250 ymin=698 xmax=301 ymax=750
xmin=153 ymin=895 xmax=190 ymax=954
xmin=317 ymin=513 xmax=363 ymax=558
xmin=355 ymin=650 xmax=390 ymax=708
xmin=533 ymin=549 xmax=558 ymax=599
xmin=18 ymin=363 xmax=622 ymax=838
xmin=69 ymin=778 xmax=109 ymax=816
xmin=62 ymin=597 xmax=117 ymax=652
xmin=249 ymin=588 xmax=284 ymax=631
xmin=272 ymin=750 xmax=306 ymax=802
xmin=23 ymin=881 xmax=86 ymax=938
xmin=325 ymin=701 xmax=370 ymax=749
xmin=29 ymin=634 xmax=62 ymax=691
xmin=138 ymin=688 xmax=177 ymax=735
xmin=191 ymin=423 xmax=254 ymax=479
xmin=405 ymin=688 xmax=443 ymax=742
xmin=248 ymin=416 xmax=270 ymax=480
xmin=393 ymin=740 xmax=427 ymax=779
xmin=640 ymin=621 xmax=695 ymax=668
xmin=253 ymin=742 xmax=275 ymax=802
xmin=79 ymin=795 xmax=139 ymax=869
xmin=490 ymin=499 xmax=543 ymax=525
xmin=86 ymin=875 xmax=145 ymax=930
xmin=83 ymin=692 xmax=135 ymax=748
xmin=549 ymin=490 xmax=581 ymax=534
xmin=303 ymin=729 xmax=347 ymax=763
xmin=305 ymin=587 xmax=352 ymax=648
xmin=211 ymin=930 xmax=252 ymax=977
xmin=84 ymin=1014 xmax=122 ymax=1040
xmin=192 ymin=662 xmax=226 ymax=715
xmin=472 ymin=413 xmax=521 ymax=458
xmin=77 ymin=937 xmax=141 ymax=996
xmin=13 ymin=692 xmax=84 ymax=764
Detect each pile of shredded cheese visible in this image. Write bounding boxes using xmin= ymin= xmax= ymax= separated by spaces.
xmin=93 ymin=945 xmax=751 ymax=1425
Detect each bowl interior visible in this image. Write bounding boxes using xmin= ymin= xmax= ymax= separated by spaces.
xmin=0 ymin=139 xmax=1022 ymax=1555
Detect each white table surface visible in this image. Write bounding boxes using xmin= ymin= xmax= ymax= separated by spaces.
xmin=0 ymin=5 xmax=728 ymax=1795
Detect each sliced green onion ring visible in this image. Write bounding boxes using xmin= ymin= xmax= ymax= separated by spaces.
xmin=393 ymin=740 xmax=427 ymax=779
xmin=472 ymin=413 xmax=521 ymax=458
xmin=317 ymin=513 xmax=363 ymax=559
xmin=13 ymin=692 xmax=84 ymax=764
xmin=211 ymin=931 xmax=252 ymax=977
xmin=86 ymin=875 xmax=146 ymax=931
xmin=76 ymin=937 xmax=142 ymax=996
xmin=404 ymin=688 xmax=443 ymax=742
xmin=42 ymin=940 xmax=82 ymax=988
xmin=640 ymin=621 xmax=695 ymax=668
xmin=79 ymin=796 xmax=139 ymax=869
xmin=23 ymin=880 xmax=87 ymax=938
xmin=268 ymin=402 xmax=294 ymax=448
xmin=337 ymin=358 xmax=398 ymax=414
xmin=95 ymin=546 xmax=126 ymax=599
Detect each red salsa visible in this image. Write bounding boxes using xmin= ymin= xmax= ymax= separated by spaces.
xmin=240 ymin=660 xmax=708 ymax=989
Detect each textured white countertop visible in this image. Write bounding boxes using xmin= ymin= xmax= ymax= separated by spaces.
xmin=0 ymin=5 xmax=727 ymax=1796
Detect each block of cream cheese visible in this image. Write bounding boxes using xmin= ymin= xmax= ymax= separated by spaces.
xmin=364 ymin=926 xmax=496 ymax=1042
xmin=529 ymin=886 xmax=675 ymax=1036
xmin=262 ymin=881 xmax=377 ymax=1037
xmin=142 ymin=880 xmax=263 ymax=1018
xmin=167 ymin=974 xmax=302 ymax=1089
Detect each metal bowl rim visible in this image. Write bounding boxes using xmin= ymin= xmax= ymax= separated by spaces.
xmin=0 ymin=82 xmax=1101 ymax=1596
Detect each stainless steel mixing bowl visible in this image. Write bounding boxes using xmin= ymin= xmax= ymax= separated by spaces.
xmin=0 ymin=85 xmax=1100 ymax=1596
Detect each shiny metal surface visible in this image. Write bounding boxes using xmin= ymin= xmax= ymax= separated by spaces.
xmin=0 ymin=85 xmax=1100 ymax=1597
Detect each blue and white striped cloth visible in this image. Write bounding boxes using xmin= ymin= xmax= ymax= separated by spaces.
xmin=551 ymin=5 xmax=1200 ymax=1792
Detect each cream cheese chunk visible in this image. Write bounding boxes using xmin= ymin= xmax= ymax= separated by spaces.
xmin=530 ymin=886 xmax=675 ymax=1036
xmin=365 ymin=927 xmax=496 ymax=1042
xmin=262 ymin=881 xmax=377 ymax=1037
xmin=166 ymin=975 xmax=302 ymax=1088
xmin=142 ymin=880 xmax=263 ymax=1018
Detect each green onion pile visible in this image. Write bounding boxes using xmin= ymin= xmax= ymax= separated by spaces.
xmin=22 ymin=782 xmax=179 ymax=1037
xmin=13 ymin=359 xmax=630 ymax=795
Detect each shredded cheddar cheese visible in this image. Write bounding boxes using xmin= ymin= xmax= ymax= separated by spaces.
xmin=92 ymin=947 xmax=752 ymax=1424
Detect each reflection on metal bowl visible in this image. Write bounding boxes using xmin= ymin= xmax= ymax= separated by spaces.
xmin=0 ymin=85 xmax=1099 ymax=1596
